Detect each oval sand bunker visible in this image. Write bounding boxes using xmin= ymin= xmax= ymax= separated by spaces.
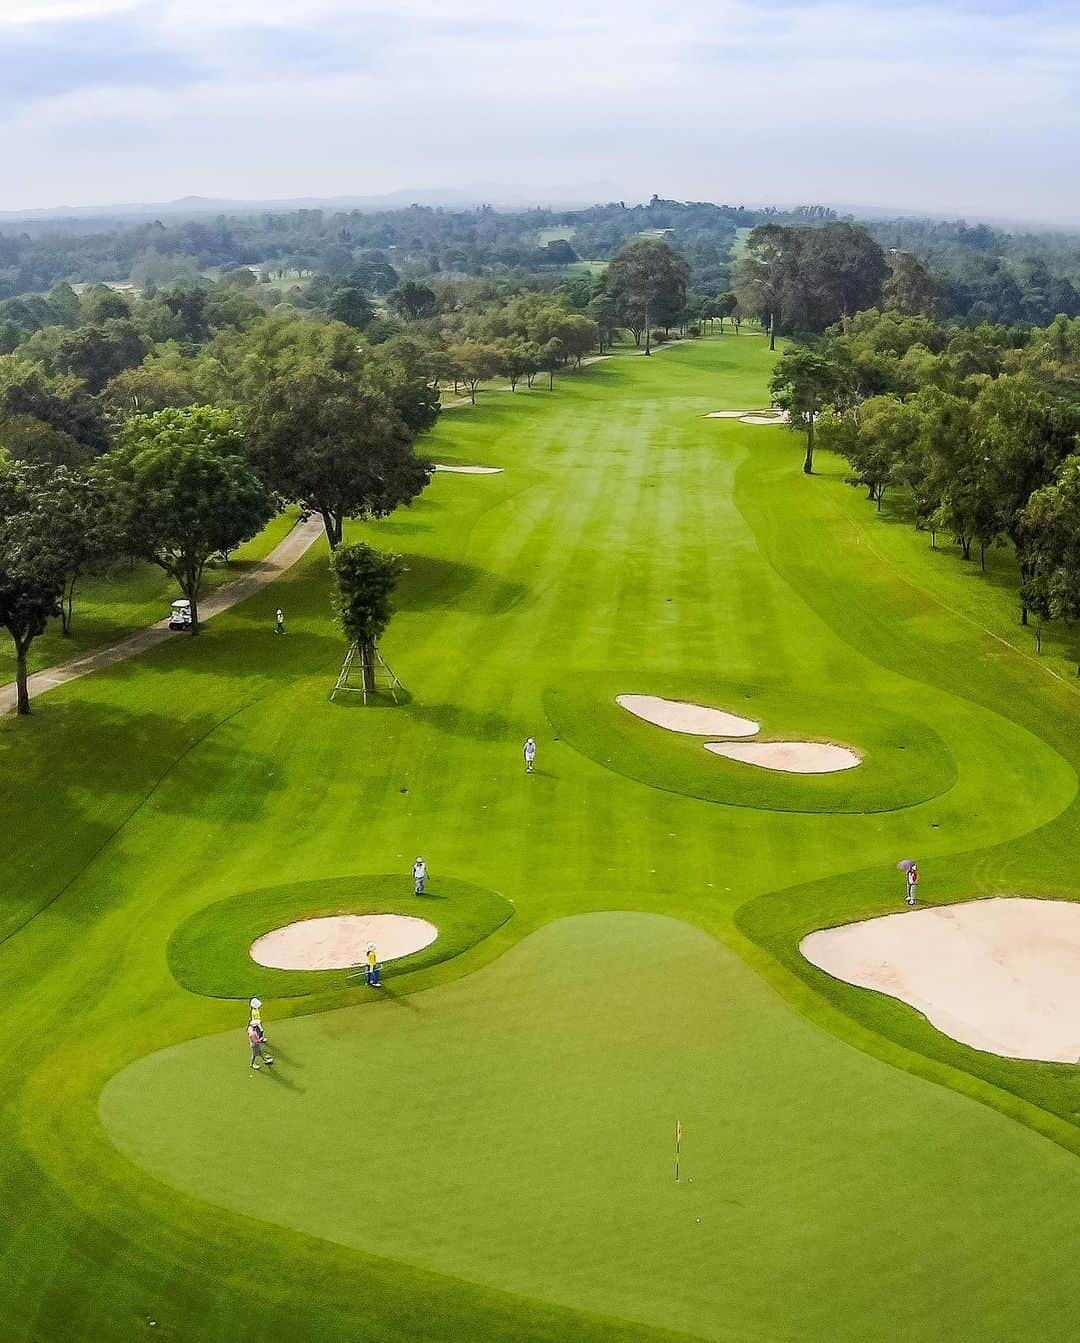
xmin=617 ymin=694 xmax=759 ymax=737
xmin=801 ymin=898 xmax=1080 ymax=1063
xmin=434 ymin=464 xmax=503 ymax=475
xmin=705 ymin=741 xmax=860 ymax=773
xmin=251 ymin=915 xmax=438 ymax=971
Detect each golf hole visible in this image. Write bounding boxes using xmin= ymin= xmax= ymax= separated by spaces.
xmin=250 ymin=914 xmax=438 ymax=970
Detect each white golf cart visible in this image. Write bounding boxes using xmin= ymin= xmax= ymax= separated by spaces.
xmin=168 ymin=599 xmax=192 ymax=631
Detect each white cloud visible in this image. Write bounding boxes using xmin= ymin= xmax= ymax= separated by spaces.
xmin=0 ymin=0 xmax=1078 ymax=220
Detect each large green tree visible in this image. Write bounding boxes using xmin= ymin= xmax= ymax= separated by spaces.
xmin=248 ymin=369 xmax=431 ymax=548
xmin=606 ymin=239 xmax=689 ymax=354
xmin=96 ymin=406 xmax=275 ymax=634
xmin=770 ymin=346 xmax=850 ymax=474
xmin=0 ymin=462 xmax=67 ymax=714
xmin=331 ymin=542 xmax=405 ymax=692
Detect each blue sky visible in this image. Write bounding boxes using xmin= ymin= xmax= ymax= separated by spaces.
xmin=2 ymin=0 xmax=1078 ymax=222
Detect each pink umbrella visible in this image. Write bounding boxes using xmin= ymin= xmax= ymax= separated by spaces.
xmin=896 ymin=859 xmax=917 ymax=871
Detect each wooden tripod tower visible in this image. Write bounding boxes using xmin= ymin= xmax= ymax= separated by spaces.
xmin=330 ymin=642 xmax=403 ymax=704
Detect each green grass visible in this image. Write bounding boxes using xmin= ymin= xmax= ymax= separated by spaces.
xmin=546 ymin=669 xmax=964 ymax=813
xmin=3 ymin=334 xmax=1080 ymax=1341
xmin=0 ymin=507 xmax=300 ymax=685
xmin=168 ymin=873 xmax=513 ymax=999
xmin=536 ymin=226 xmax=576 ymax=245
xmin=103 ymin=911 xmax=1080 ymax=1343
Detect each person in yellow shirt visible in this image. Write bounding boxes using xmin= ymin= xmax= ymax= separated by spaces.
xmin=365 ymin=942 xmax=382 ymax=988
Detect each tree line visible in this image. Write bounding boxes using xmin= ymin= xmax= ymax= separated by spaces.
xmin=768 ymin=309 xmax=1080 ymax=661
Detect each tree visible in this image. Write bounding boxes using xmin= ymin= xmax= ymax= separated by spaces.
xmin=713 ymin=292 xmax=737 ymax=334
xmin=770 ymin=346 xmax=849 ymax=474
xmin=971 ymin=374 xmax=1080 ymax=612
xmin=362 ymin=336 xmax=442 ymax=435
xmin=502 ymin=342 xmax=539 ymax=391
xmin=96 ymin=406 xmax=275 ymax=634
xmin=1020 ymin=455 xmax=1080 ymax=661
xmin=327 ymin=287 xmax=374 ymax=331
xmin=13 ymin=465 xmax=118 ymax=635
xmin=387 ymin=282 xmax=439 ymax=321
xmin=0 ymin=463 xmax=66 ymax=714
xmin=820 ymin=395 xmax=920 ymax=511
xmin=331 ymin=542 xmax=405 ymax=693
xmin=883 ymin=252 xmax=940 ymax=317
xmin=607 ymin=238 xmax=689 ymax=354
xmin=447 ymin=342 xmax=504 ymax=404
xmin=53 ymin=320 xmax=150 ymax=394
xmin=248 ymin=369 xmax=431 ymax=548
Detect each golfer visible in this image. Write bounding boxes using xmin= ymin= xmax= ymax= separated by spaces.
xmin=413 ymin=856 xmax=427 ymax=895
xmin=274 ymin=608 xmax=285 ymax=634
xmin=906 ymin=863 xmax=919 ymax=907
xmin=249 ymin=996 xmax=265 ymax=1040
xmin=247 ymin=1020 xmax=273 ymax=1070
xmin=365 ymin=941 xmax=382 ymax=988
xmin=523 ymin=736 xmax=537 ymax=774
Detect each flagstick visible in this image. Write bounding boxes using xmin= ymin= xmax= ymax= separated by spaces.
xmin=675 ymin=1120 xmax=681 ymax=1184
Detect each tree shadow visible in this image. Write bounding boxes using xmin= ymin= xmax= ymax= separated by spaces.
xmin=403 ymin=701 xmax=518 ymax=742
xmin=394 ymin=555 xmax=529 ymax=615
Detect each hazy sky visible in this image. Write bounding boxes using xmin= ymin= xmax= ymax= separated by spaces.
xmin=2 ymin=0 xmax=1078 ymax=221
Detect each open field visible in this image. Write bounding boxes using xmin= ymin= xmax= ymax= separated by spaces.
xmin=730 ymin=225 xmax=753 ymax=260
xmin=3 ymin=335 xmax=1080 ymax=1341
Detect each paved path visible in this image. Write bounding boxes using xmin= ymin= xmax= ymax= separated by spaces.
xmin=0 ymin=514 xmax=325 ymax=716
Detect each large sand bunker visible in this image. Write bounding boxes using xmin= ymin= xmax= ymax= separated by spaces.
xmin=739 ymin=410 xmax=790 ymax=425
xmin=802 ymin=898 xmax=1080 ymax=1062
xmin=617 ymin=694 xmax=759 ymax=737
xmin=705 ymin=741 xmax=861 ymax=773
xmin=251 ymin=914 xmax=438 ymax=970
xmin=704 ymin=409 xmax=755 ymax=419
xmin=434 ymin=464 xmax=503 ymax=475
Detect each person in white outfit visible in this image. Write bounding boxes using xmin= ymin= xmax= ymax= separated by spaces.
xmin=413 ymin=857 xmax=427 ymax=895
xmin=523 ymin=737 xmax=537 ymax=774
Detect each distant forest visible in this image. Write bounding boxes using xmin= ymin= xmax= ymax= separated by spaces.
xmin=0 ymin=196 xmax=1076 ymax=331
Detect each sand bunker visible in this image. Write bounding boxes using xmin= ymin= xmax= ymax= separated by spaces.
xmin=704 ymin=409 xmax=755 ymax=419
xmin=251 ymin=914 xmax=438 ymax=970
xmin=705 ymin=741 xmax=861 ymax=773
xmin=434 ymin=464 xmax=503 ymax=474
xmin=801 ymin=898 xmax=1080 ymax=1062
xmin=739 ymin=411 xmax=790 ymax=425
xmin=617 ymin=694 xmax=759 ymax=737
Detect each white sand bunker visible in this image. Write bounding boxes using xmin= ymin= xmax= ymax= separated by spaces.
xmin=705 ymin=740 xmax=861 ymax=773
xmin=250 ymin=914 xmax=438 ymax=971
xmin=801 ymin=898 xmax=1080 ymax=1063
xmin=740 ymin=410 xmax=790 ymax=425
xmin=704 ymin=409 xmax=755 ymax=419
xmin=434 ymin=464 xmax=503 ymax=474
xmin=617 ymin=694 xmax=759 ymax=737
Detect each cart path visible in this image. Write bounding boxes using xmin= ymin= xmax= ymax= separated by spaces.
xmin=0 ymin=513 xmax=325 ymax=716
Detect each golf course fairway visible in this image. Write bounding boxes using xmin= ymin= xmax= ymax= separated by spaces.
xmin=3 ymin=333 xmax=1080 ymax=1342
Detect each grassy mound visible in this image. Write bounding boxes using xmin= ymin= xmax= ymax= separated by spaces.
xmin=168 ymin=874 xmax=513 ymax=999
xmin=546 ymin=671 xmax=956 ymax=812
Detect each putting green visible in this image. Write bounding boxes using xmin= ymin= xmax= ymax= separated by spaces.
xmin=103 ymin=912 xmax=1080 ymax=1342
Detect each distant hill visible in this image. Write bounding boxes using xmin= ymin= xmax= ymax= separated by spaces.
xmin=0 ymin=187 xmax=602 ymax=224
